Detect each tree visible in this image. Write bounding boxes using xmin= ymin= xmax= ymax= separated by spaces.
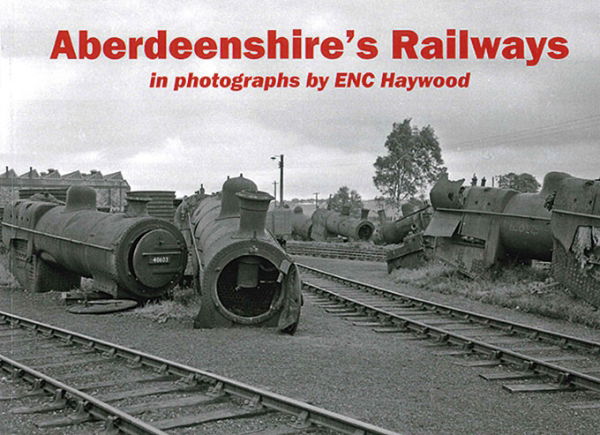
xmin=373 ymin=119 xmax=445 ymax=210
xmin=497 ymin=172 xmax=540 ymax=193
xmin=328 ymin=186 xmax=363 ymax=216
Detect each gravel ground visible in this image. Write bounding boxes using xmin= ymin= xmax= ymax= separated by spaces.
xmin=0 ymin=257 xmax=599 ymax=433
xmin=297 ymin=256 xmax=600 ymax=342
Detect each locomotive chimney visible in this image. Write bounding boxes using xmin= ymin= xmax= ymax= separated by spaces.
xmin=235 ymin=191 xmax=273 ymax=238
xmin=125 ymin=197 xmax=150 ymax=217
xmin=234 ymin=190 xmax=274 ymax=289
xmin=360 ymin=208 xmax=370 ymax=219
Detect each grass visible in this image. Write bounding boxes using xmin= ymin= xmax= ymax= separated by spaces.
xmin=125 ymin=286 xmax=201 ymax=323
xmin=392 ymin=261 xmax=600 ymax=329
xmin=0 ymin=251 xmax=19 ymax=289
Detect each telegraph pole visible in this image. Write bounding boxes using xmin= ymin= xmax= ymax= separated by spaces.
xmin=278 ymin=154 xmax=284 ymax=208
xmin=271 ymin=154 xmax=284 ymax=208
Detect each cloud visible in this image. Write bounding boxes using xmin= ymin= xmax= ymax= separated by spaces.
xmin=1 ymin=0 xmax=599 ymax=200
xmin=127 ymin=136 xmax=185 ymax=165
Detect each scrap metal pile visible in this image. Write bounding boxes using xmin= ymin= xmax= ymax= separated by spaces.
xmin=420 ymin=171 xmax=600 ymax=306
xmin=2 ymin=165 xmax=599 ymax=323
xmin=2 ymin=175 xmax=301 ymax=333
xmin=378 ymin=202 xmax=433 ymax=272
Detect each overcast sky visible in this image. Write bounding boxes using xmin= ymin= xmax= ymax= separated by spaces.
xmin=1 ymin=1 xmax=598 ymax=199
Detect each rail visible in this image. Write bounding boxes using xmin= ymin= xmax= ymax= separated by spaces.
xmin=0 ymin=310 xmax=398 ymax=435
xmin=298 ymin=263 xmax=600 ymax=394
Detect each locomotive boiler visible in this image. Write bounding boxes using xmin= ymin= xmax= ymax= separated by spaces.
xmin=424 ymin=172 xmax=569 ymax=277
xmin=548 ymin=175 xmax=600 ymax=306
xmin=310 ymin=207 xmax=375 ymax=241
xmin=379 ymin=204 xmax=432 ymax=245
xmin=178 ymin=175 xmax=302 ymax=333
xmin=380 ymin=203 xmax=433 ymax=272
xmin=2 ymin=186 xmax=187 ymax=300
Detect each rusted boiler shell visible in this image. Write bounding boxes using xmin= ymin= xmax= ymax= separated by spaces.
xmin=499 ymin=172 xmax=570 ymax=261
xmin=311 ymin=208 xmax=374 ymax=241
xmin=425 ymin=172 xmax=568 ymax=275
xmin=183 ymin=175 xmax=301 ymax=333
xmin=2 ymin=186 xmax=187 ymax=300
xmin=380 ymin=206 xmax=432 ymax=245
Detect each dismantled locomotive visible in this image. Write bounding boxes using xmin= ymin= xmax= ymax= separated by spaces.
xmin=176 ymin=175 xmax=302 ymax=333
xmin=310 ymin=207 xmax=374 ymax=241
xmin=2 ymin=186 xmax=187 ymax=300
xmin=547 ymin=175 xmax=600 ymax=306
xmin=423 ymin=171 xmax=600 ymax=307
xmin=424 ymin=172 xmax=568 ymax=277
xmin=379 ymin=202 xmax=433 ymax=272
xmin=379 ymin=202 xmax=431 ymax=245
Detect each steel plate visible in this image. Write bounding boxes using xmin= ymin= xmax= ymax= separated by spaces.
xmin=67 ymin=299 xmax=138 ymax=314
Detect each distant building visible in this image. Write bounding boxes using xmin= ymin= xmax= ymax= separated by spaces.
xmin=0 ymin=167 xmax=130 ymax=211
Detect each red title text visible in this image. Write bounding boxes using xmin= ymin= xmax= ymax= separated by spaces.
xmin=50 ymin=29 xmax=569 ymax=66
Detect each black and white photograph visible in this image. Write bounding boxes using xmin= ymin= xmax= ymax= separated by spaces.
xmin=1 ymin=1 xmax=599 ymax=433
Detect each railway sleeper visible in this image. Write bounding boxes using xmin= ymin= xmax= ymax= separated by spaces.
xmin=37 ymin=400 xmax=93 ymax=428
xmin=479 ymin=371 xmax=542 ymax=381
xmin=502 ymin=383 xmax=578 ymax=393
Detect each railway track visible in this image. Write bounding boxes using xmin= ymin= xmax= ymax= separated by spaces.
xmin=286 ymin=242 xmax=385 ymax=262
xmin=298 ymin=263 xmax=600 ymax=401
xmin=0 ymin=310 xmax=398 ymax=434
